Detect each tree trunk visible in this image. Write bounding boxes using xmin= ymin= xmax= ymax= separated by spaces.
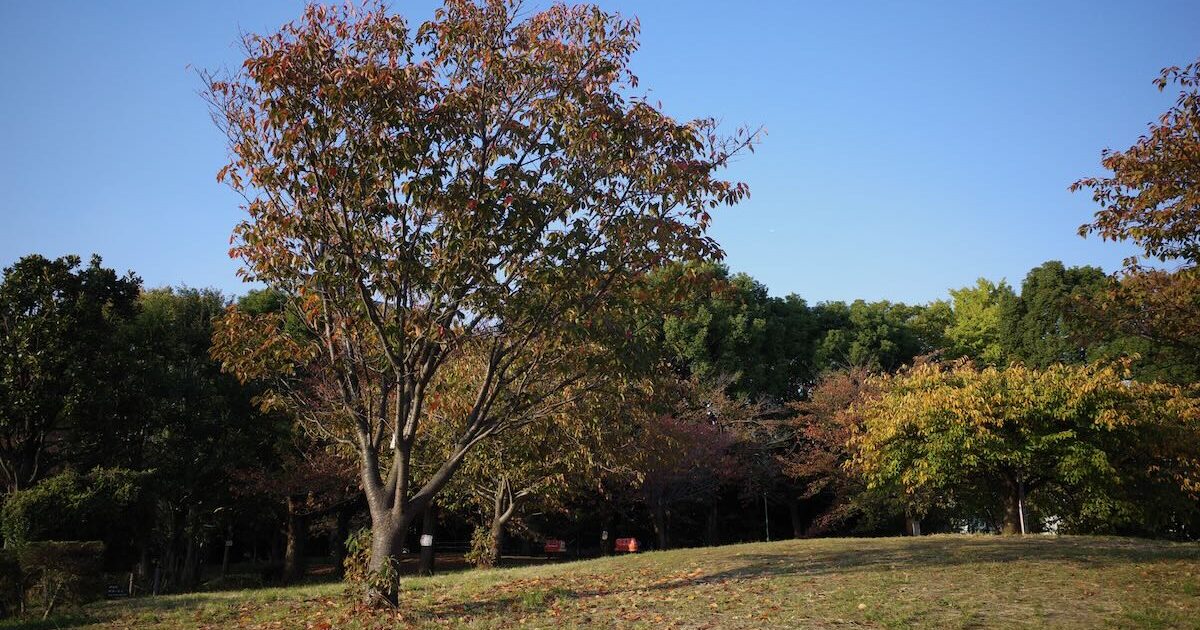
xmin=363 ymin=510 xmax=420 ymax=607
xmin=651 ymin=499 xmax=669 ymax=550
xmin=283 ymin=495 xmax=308 ymax=583
xmin=418 ymin=501 xmax=437 ymax=576
xmin=788 ymin=495 xmax=803 ymax=539
xmin=704 ymin=503 xmax=719 ymax=547
xmin=330 ymin=506 xmax=352 ymax=578
xmin=221 ymin=525 xmax=232 ymax=578
xmin=1002 ymin=479 xmax=1024 ymax=535
xmin=180 ymin=506 xmax=201 ymax=591
xmin=486 ymin=520 xmax=504 ymax=567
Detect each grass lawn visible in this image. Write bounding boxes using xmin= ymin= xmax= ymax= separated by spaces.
xmin=27 ymin=534 xmax=1200 ymax=629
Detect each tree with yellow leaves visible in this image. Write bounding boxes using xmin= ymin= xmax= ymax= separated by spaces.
xmin=853 ymin=361 xmax=1200 ymax=535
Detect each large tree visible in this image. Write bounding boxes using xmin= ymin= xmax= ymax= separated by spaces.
xmin=943 ymin=278 xmax=1015 ymax=366
xmin=1072 ymin=57 xmax=1200 ymax=380
xmin=853 ymin=360 xmax=1200 ymax=535
xmin=812 ymin=300 xmax=945 ymax=373
xmin=206 ymin=0 xmax=753 ymax=603
xmin=651 ymin=263 xmax=816 ymax=401
xmin=998 ymin=261 xmax=1107 ymax=368
xmin=1073 ymin=57 xmax=1200 ymax=269
xmin=0 ymin=254 xmax=140 ymax=493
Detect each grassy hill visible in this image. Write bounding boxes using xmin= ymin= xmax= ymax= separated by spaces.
xmin=30 ymin=534 xmax=1200 ymax=629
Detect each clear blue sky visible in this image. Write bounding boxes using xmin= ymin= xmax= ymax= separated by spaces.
xmin=2 ymin=1 xmax=1197 ymax=303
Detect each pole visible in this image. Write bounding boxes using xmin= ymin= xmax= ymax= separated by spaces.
xmin=1018 ymin=479 xmax=1026 ymax=535
xmin=222 ymin=525 xmax=232 ymax=577
xmin=763 ymin=493 xmax=770 ymax=542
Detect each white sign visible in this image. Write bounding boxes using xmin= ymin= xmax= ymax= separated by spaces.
xmin=419 ymin=534 xmax=434 ymax=547
xmin=225 ymin=540 xmax=233 ymax=547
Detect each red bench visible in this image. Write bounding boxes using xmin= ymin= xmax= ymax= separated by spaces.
xmin=614 ymin=537 xmax=639 ymax=553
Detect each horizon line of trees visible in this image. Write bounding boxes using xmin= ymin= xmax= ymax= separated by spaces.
xmin=1 ymin=0 xmax=1199 ymax=618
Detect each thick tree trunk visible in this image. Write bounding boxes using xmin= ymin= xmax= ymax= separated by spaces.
xmin=1001 ymin=480 xmax=1024 ymax=535
xmin=283 ymin=495 xmax=308 ymax=584
xmin=363 ymin=509 xmax=420 ymax=607
xmin=486 ymin=519 xmax=504 ymax=566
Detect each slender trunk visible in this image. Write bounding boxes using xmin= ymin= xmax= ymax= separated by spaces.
xmin=704 ymin=503 xmax=719 ymax=547
xmin=180 ymin=506 xmax=201 ymax=591
xmin=788 ymin=495 xmax=803 ymax=539
xmin=283 ymin=495 xmax=308 ymax=584
xmin=221 ymin=525 xmax=232 ymax=578
xmin=651 ymin=499 xmax=669 ymax=550
xmin=478 ymin=477 xmax=516 ymax=568
xmin=418 ymin=501 xmax=437 ymax=576
xmin=331 ymin=506 xmax=352 ymax=578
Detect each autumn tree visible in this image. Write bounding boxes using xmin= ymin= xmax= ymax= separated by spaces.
xmin=421 ymin=338 xmax=638 ymax=568
xmin=853 ymin=361 xmax=1200 ymax=535
xmin=1078 ymin=270 xmax=1200 ymax=383
xmin=780 ymin=367 xmax=877 ymax=535
xmin=1072 ymin=57 xmax=1200 ymax=379
xmin=206 ymin=0 xmax=753 ymax=603
xmin=1074 ymin=57 xmax=1200 ymax=269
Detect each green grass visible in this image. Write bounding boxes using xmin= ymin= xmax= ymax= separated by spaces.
xmin=31 ymin=535 xmax=1200 ymax=629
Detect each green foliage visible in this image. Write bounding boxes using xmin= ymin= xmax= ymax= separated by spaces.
xmin=999 ymin=261 xmax=1108 ymax=368
xmin=943 ymin=278 xmax=1016 ymax=365
xmin=854 ymin=360 xmax=1200 ymax=535
xmin=0 ymin=254 xmax=140 ymax=492
xmin=465 ymin=526 xmax=496 ymax=569
xmin=812 ymin=300 xmax=940 ymax=373
xmin=653 ymin=263 xmax=816 ymax=400
xmin=0 ymin=468 xmax=150 ymax=550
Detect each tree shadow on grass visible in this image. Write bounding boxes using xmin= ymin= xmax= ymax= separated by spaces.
xmin=392 ymin=535 xmax=1200 ymax=624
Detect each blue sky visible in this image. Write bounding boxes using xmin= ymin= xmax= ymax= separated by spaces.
xmin=2 ymin=1 xmax=1197 ymax=303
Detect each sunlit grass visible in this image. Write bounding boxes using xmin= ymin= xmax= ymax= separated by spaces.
xmin=42 ymin=534 xmax=1200 ymax=629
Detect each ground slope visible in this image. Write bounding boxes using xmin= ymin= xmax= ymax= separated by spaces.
xmin=47 ymin=535 xmax=1200 ymax=629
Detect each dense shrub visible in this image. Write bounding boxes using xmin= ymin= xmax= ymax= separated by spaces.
xmin=0 ymin=468 xmax=149 ymax=555
xmin=18 ymin=541 xmax=104 ymax=619
xmin=0 ymin=551 xmax=20 ymax=617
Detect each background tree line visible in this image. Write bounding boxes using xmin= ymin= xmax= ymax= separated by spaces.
xmin=1 ymin=0 xmax=1199 ymax=618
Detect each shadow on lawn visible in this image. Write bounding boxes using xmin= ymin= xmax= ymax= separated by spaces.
xmin=393 ymin=535 xmax=1200 ymax=624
